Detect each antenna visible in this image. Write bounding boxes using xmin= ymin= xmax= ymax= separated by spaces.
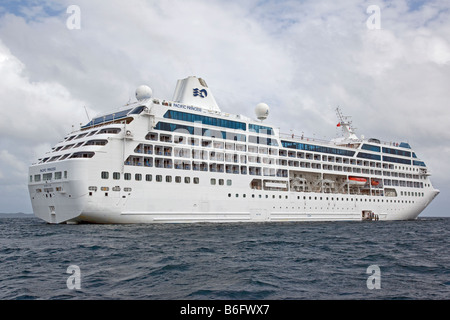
xmin=336 ymin=106 xmax=357 ymax=132
xmin=335 ymin=106 xmax=359 ymax=140
xmin=336 ymin=106 xmax=350 ymax=125
xmin=84 ymin=106 xmax=91 ymax=122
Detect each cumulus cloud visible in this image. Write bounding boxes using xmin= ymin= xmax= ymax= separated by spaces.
xmin=0 ymin=40 xmax=88 ymax=142
xmin=0 ymin=0 xmax=449 ymax=215
xmin=0 ymin=36 xmax=88 ymax=212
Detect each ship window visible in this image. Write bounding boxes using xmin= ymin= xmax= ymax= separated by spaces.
xmin=184 ymin=177 xmax=190 ymax=184
xmin=59 ymin=154 xmax=70 ymax=161
xmin=135 ymin=174 xmax=142 ymax=181
xmin=174 ymin=135 xmax=185 ymax=144
xmin=124 ymin=173 xmax=131 ymax=180
xmin=211 ymin=178 xmax=216 ymax=185
xmin=146 ymin=174 xmax=152 ymax=182
xmin=193 ymin=177 xmax=199 ymax=184
xmin=164 ymin=110 xmax=246 ymax=131
xmin=146 ymin=132 xmax=158 ymax=141
xmin=87 ymin=130 xmax=98 ymax=137
xmin=48 ymin=155 xmax=61 ymax=162
xmin=62 ymin=144 xmax=75 ymax=150
xmin=157 ymin=134 xmax=171 ymax=143
xmin=166 ymin=175 xmax=172 ymax=183
xmin=281 ymin=141 xmax=355 ymax=157
xmin=129 ymin=106 xmax=146 ymax=115
xmin=249 ymin=124 xmax=274 ymax=135
xmin=64 ymin=171 xmax=68 ymax=179
xmin=70 ymin=152 xmax=95 ymax=158
xmin=85 ymin=139 xmax=108 ymax=146
xmin=175 ymin=176 xmax=182 ymax=183
xmin=101 ymin=171 xmax=109 ymax=179
xmin=55 ymin=172 xmax=62 ymax=180
xmin=362 ymin=144 xmax=381 ymax=152
xmin=83 ymin=108 xmax=132 ymax=128
xmin=219 ymin=179 xmax=224 ymax=185
xmin=156 ymin=175 xmax=162 ymax=182
xmin=227 ymin=179 xmax=232 ymax=186
xmin=113 ymin=172 xmax=120 ymax=180
xmin=76 ymin=133 xmax=88 ymax=139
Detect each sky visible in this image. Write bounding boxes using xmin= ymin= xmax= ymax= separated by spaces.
xmin=0 ymin=0 xmax=449 ymax=216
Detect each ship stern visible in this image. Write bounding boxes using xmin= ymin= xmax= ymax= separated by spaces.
xmin=28 ymin=162 xmax=88 ymax=224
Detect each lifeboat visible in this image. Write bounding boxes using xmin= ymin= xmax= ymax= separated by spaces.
xmin=348 ymin=176 xmax=367 ymax=186
xmin=371 ymin=180 xmax=380 ymax=186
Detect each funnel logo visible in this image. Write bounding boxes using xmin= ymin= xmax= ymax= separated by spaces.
xmin=193 ymin=88 xmax=207 ymax=98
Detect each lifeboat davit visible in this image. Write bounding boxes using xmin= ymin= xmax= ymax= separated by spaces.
xmin=348 ymin=176 xmax=367 ymax=186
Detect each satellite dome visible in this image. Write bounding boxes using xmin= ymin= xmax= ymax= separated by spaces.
xmin=135 ymin=85 xmax=153 ymax=101
xmin=255 ymin=103 xmax=269 ymax=121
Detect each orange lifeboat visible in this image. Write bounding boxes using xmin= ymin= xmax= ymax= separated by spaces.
xmin=371 ymin=180 xmax=380 ymax=186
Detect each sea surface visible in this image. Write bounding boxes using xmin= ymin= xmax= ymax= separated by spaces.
xmin=0 ymin=216 xmax=449 ymax=300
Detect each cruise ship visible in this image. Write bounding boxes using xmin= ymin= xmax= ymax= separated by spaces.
xmin=28 ymin=76 xmax=439 ymax=224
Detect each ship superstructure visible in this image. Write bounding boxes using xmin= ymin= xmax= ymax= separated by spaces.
xmin=28 ymin=76 xmax=439 ymax=224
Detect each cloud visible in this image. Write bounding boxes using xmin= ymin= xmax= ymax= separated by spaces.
xmin=0 ymin=0 xmax=449 ymax=215
xmin=0 ymin=35 xmax=88 ymax=212
xmin=0 ymin=40 xmax=88 ymax=142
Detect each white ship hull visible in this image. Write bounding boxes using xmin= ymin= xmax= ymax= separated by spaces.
xmin=28 ymin=163 xmax=438 ymax=224
xmin=28 ymin=76 xmax=439 ymax=224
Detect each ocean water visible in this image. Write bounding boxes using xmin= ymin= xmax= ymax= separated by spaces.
xmin=0 ymin=216 xmax=449 ymax=301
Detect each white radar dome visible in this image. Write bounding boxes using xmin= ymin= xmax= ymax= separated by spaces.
xmin=255 ymin=103 xmax=269 ymax=121
xmin=135 ymin=85 xmax=153 ymax=101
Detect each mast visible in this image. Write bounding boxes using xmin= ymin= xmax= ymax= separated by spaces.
xmin=336 ymin=107 xmax=358 ymax=140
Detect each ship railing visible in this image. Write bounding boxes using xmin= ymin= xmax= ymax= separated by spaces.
xmin=280 ymin=133 xmax=355 ymax=147
xmin=280 ymin=133 xmax=411 ymax=150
